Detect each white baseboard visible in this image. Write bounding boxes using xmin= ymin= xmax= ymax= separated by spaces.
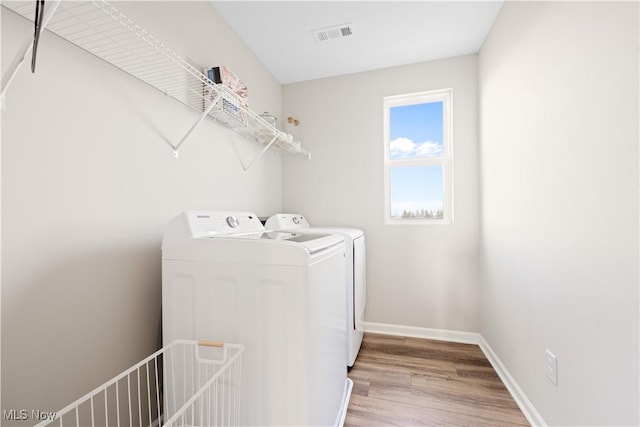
xmin=361 ymin=321 xmax=546 ymax=427
xmin=478 ymin=336 xmax=547 ymax=427
xmin=361 ymin=321 xmax=481 ymax=344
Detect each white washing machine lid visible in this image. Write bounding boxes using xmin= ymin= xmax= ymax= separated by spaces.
xmin=301 ymin=227 xmax=363 ymax=240
xmin=202 ymin=230 xmax=343 ymax=254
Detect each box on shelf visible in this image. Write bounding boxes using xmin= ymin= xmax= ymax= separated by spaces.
xmin=204 ymin=65 xmax=248 ymax=126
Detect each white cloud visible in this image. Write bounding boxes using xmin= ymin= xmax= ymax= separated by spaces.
xmin=389 ymin=137 xmax=415 ymax=156
xmin=390 ymin=137 xmax=442 ymax=160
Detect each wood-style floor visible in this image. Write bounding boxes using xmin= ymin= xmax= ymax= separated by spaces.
xmin=345 ymin=333 xmax=529 ymax=427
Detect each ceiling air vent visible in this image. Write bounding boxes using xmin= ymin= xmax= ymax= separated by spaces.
xmin=312 ymin=23 xmax=354 ymax=43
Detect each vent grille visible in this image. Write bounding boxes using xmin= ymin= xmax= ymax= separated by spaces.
xmin=312 ymin=23 xmax=354 ymax=43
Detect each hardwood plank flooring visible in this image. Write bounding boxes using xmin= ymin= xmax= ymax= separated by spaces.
xmin=345 ymin=333 xmax=529 ymax=427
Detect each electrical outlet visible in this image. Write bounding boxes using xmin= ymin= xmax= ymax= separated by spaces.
xmin=545 ymin=349 xmax=558 ymax=386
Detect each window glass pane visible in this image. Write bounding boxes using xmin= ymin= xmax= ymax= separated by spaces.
xmin=389 ymin=101 xmax=443 ymax=160
xmin=389 ymin=165 xmax=444 ymax=219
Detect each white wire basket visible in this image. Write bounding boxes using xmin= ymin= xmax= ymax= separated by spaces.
xmin=35 ymin=340 xmax=243 ymax=427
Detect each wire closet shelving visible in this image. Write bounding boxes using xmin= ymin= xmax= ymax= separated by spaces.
xmin=1 ymin=0 xmax=310 ymax=170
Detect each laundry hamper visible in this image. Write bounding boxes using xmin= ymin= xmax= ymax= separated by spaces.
xmin=35 ymin=340 xmax=243 ymax=427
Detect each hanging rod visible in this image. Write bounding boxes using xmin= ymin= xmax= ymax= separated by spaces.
xmin=1 ymin=0 xmax=61 ymax=109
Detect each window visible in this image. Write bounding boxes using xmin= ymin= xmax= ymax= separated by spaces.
xmin=383 ymin=89 xmax=453 ymax=224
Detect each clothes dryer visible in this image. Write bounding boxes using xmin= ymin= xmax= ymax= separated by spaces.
xmin=162 ymin=211 xmax=352 ymax=426
xmin=265 ymin=213 xmax=365 ymax=368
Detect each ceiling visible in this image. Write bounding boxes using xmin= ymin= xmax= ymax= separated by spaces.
xmin=211 ymin=1 xmax=503 ymax=84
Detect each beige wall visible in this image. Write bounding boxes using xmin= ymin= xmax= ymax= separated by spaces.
xmin=282 ymin=54 xmax=481 ymax=332
xmin=479 ymin=2 xmax=639 ymax=425
xmin=1 ymin=2 xmax=283 ymax=420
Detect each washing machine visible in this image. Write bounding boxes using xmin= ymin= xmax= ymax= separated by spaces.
xmin=162 ymin=211 xmax=352 ymax=426
xmin=265 ymin=213 xmax=365 ymax=368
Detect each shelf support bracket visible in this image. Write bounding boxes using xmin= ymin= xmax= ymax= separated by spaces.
xmin=241 ymin=133 xmax=280 ymax=173
xmin=172 ymin=92 xmax=223 ymax=157
xmin=1 ymin=0 xmax=61 ymax=110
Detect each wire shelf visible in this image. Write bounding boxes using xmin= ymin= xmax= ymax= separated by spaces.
xmin=2 ymin=0 xmax=309 ymax=161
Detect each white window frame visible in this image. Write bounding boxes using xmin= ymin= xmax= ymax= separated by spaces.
xmin=383 ymin=88 xmax=453 ymax=225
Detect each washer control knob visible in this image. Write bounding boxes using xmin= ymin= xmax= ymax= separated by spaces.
xmin=226 ymin=216 xmax=240 ymax=228
xmin=292 ymin=216 xmax=300 ymax=225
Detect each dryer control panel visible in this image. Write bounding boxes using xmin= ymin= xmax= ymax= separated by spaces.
xmin=187 ymin=211 xmax=264 ymax=237
xmin=265 ymin=213 xmax=310 ymax=230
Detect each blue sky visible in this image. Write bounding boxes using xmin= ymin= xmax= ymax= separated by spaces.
xmin=388 ymin=101 xmax=444 ymax=217
xmin=389 ymin=102 xmax=443 ymax=160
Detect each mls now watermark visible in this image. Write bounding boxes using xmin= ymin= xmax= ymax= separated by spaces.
xmin=3 ymin=409 xmax=57 ymax=422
